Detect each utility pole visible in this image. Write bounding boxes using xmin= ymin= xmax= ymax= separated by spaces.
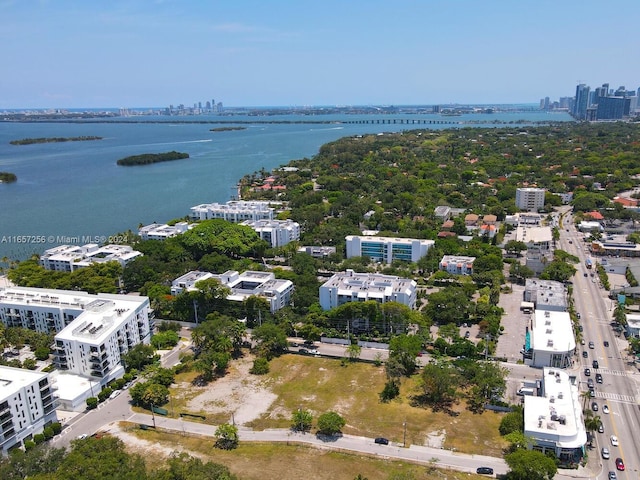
xmin=151 ymin=402 xmax=156 ymax=428
xmin=403 ymin=421 xmax=407 ymax=448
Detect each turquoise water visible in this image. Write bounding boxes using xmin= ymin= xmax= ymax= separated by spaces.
xmin=0 ymin=111 xmax=572 ymax=260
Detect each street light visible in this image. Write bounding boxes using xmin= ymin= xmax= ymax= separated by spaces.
xmin=403 ymin=421 xmax=407 ymax=448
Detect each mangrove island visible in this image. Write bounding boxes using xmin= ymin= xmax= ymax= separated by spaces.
xmin=210 ymin=126 xmax=246 ymax=132
xmin=10 ymin=136 xmax=103 ymax=145
xmin=116 ymin=151 xmax=190 ymax=166
xmin=0 ymin=172 xmax=17 ymax=183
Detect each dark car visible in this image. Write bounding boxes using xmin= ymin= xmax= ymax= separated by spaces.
xmin=593 ymin=360 xmax=599 ymax=369
xmin=615 ymin=458 xmax=624 ymax=471
xmin=608 ymin=471 xmax=617 ymax=480
xmin=587 ymin=378 xmax=594 ymax=388
xmin=596 ymin=373 xmax=603 ymax=384
xmin=582 ymin=351 xmax=588 ymax=358
xmin=592 ymin=402 xmax=598 ymax=411
xmin=578 ymin=325 xmax=583 ymax=332
xmin=604 ymin=341 xmax=609 ymax=347
xmin=584 ymin=368 xmax=591 ymax=376
xmin=476 ymin=467 xmax=494 ymax=475
xmin=374 ymin=437 xmax=389 ymax=445
xmin=303 ymin=340 xmax=314 ymax=347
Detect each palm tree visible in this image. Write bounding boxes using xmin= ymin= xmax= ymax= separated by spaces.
xmin=580 ymin=390 xmax=592 ymax=411
xmin=583 ymin=411 xmax=602 ymax=446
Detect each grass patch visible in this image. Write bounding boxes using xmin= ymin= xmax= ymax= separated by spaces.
xmin=126 ymin=427 xmax=492 ymax=480
xmin=243 ymin=355 xmax=507 ymax=456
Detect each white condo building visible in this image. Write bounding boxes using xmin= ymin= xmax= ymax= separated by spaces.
xmin=241 ymin=219 xmax=300 ymax=248
xmin=138 ymin=222 xmax=191 ymax=241
xmin=319 ymin=270 xmax=417 ymax=310
xmin=40 ymin=244 xmax=142 ymax=272
xmin=189 ymin=200 xmax=275 ymax=222
xmin=345 ymin=235 xmax=434 ymax=265
xmin=171 ymin=270 xmax=293 ymax=313
xmin=0 ymin=366 xmax=58 ymax=454
xmin=523 ymin=368 xmax=587 ymax=461
xmin=439 ymin=255 xmax=476 ymax=275
xmin=516 ymin=187 xmax=545 ymax=212
xmin=0 ymin=287 xmax=151 ymax=387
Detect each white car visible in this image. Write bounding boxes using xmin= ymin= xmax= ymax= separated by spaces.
xmin=610 ymin=435 xmax=619 ymax=447
xmin=603 ymin=404 xmax=610 ymax=414
xmin=601 ymin=447 xmax=610 ymax=459
xmin=76 ymin=433 xmax=88 ymax=440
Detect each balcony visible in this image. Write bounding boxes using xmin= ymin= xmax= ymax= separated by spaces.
xmin=90 ymin=370 xmax=104 ymax=378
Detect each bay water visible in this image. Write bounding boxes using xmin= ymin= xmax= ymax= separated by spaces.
xmin=0 ymin=111 xmax=571 ymax=261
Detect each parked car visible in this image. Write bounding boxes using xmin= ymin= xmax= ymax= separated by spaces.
xmin=587 ymin=378 xmax=594 ymax=388
xmin=615 ymin=458 xmax=625 ymax=471
xmin=603 ymin=404 xmax=610 ymax=414
xmin=598 ymin=424 xmax=605 ymax=433
xmin=476 ymin=467 xmax=494 ymax=475
xmin=596 ymin=373 xmax=603 ymax=383
xmin=584 ymin=367 xmax=591 ymax=376
xmin=582 ymin=351 xmax=588 ymax=358
xmin=593 ymin=360 xmax=599 ymax=369
xmin=588 ymin=341 xmax=595 ymax=349
xmin=601 ymin=447 xmax=610 ymax=459
xmin=577 ymin=312 xmax=581 ymax=318
xmin=608 ymin=471 xmax=617 ymax=480
xmin=589 ymin=388 xmax=596 ymax=397
xmin=592 ymin=402 xmax=598 ymax=411
xmin=464 ymin=331 xmax=470 ymax=338
xmin=76 ymin=434 xmax=88 ymax=440
xmin=109 ymin=389 xmax=121 ymax=400
xmin=578 ymin=325 xmax=583 ymax=332
xmin=374 ymin=437 xmax=389 ymax=445
xmin=610 ymin=435 xmax=618 ymax=446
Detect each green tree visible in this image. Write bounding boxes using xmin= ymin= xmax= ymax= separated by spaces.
xmin=419 ymin=362 xmax=458 ymax=409
xmin=122 ymin=344 xmax=158 ymax=371
xmin=540 ymin=260 xmax=576 ymax=283
xmin=56 ymin=436 xmax=148 ymax=480
xmin=86 ymin=397 xmax=98 ymax=410
xmin=249 ymin=357 xmax=270 ymax=375
xmin=425 ymin=287 xmax=471 ymax=325
xmin=153 ymin=452 xmax=237 ymax=480
xmin=346 ymin=343 xmax=362 ymax=362
xmin=316 ymin=411 xmax=346 ymax=436
xmin=388 ymin=334 xmax=422 ymax=376
xmin=252 ymin=323 xmax=288 ymax=359
xmin=0 ymin=444 xmax=66 ymax=480
xmin=499 ymin=406 xmax=524 ymax=436
xmin=291 ymin=409 xmax=313 ymax=432
xmin=504 ymin=448 xmax=557 ymax=480
xmin=214 ymin=423 xmax=239 ymax=450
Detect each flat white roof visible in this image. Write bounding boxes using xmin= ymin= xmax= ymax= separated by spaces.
xmin=49 ymin=371 xmax=100 ymax=403
xmin=0 ymin=287 xmax=148 ymax=344
xmin=524 ymin=368 xmax=586 ymax=448
xmin=531 ymin=310 xmax=575 ymax=353
xmin=0 ymin=365 xmax=47 ymax=398
xmin=515 ymin=226 xmax=553 ymax=243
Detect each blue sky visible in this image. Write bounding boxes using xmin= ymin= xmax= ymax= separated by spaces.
xmin=1 ymin=0 xmax=639 ymax=108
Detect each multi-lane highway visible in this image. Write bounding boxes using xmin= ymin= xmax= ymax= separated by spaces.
xmin=560 ymin=210 xmax=640 ymax=480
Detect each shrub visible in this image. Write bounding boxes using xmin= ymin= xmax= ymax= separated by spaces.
xmin=249 ymin=357 xmax=270 ymax=375
xmin=86 ymin=397 xmax=98 ymax=410
xmin=51 ymin=422 xmax=62 ymax=434
xmin=379 ymin=380 xmax=400 ymax=403
xmin=24 ymin=440 xmax=36 ymax=451
xmin=33 ymin=433 xmax=46 ymax=444
xmin=43 ymin=426 xmax=54 ymax=440
xmin=97 ymin=387 xmax=113 ymax=403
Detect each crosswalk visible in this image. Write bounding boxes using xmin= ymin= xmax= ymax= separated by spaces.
xmin=595 ymin=368 xmax=627 ymax=377
xmin=594 ymin=391 xmax=637 ymax=404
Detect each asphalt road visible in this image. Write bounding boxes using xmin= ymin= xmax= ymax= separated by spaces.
xmin=561 ymin=212 xmax=640 ymax=480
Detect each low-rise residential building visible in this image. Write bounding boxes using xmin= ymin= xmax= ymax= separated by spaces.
xmin=297 ymin=246 xmax=337 ymax=258
xmin=524 ymin=310 xmax=575 ymax=369
xmin=0 ymin=287 xmax=151 ymax=388
xmin=241 ymin=219 xmax=300 ymax=248
xmin=40 ymin=244 xmax=142 ymax=272
xmin=172 ymin=270 xmax=293 ymax=313
xmin=464 ymin=213 xmax=479 ymax=226
xmin=138 ymin=222 xmax=191 ymax=241
xmin=319 ymin=269 xmax=417 ymax=310
xmin=505 ymin=212 xmax=543 ymax=227
xmin=189 ymin=200 xmax=275 ymax=222
xmin=439 ymin=255 xmax=476 ymax=275
xmin=523 ymin=367 xmax=587 ymax=462
xmin=434 ymin=206 xmax=452 ymax=221
xmin=578 ymin=221 xmax=603 ymax=233
xmin=0 ymin=366 xmax=58 ymax=454
xmin=345 ymin=235 xmax=434 ymax=264
xmin=170 ymin=271 xmax=216 ymax=296
xmin=524 ymin=279 xmax=568 ymax=312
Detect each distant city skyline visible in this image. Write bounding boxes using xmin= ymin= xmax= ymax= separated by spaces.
xmin=1 ymin=0 xmax=639 ymax=109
